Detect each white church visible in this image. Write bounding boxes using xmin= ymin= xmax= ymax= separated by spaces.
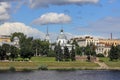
xmin=56 ymin=29 xmax=73 ymax=51
xmin=44 ymin=26 xmax=73 ymax=51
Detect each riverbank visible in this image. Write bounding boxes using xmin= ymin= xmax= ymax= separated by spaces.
xmin=0 ymin=57 xmax=120 ymax=71
xmin=0 ymin=66 xmax=120 ymax=72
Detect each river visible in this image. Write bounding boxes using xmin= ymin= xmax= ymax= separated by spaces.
xmin=0 ymin=70 xmax=120 ymax=80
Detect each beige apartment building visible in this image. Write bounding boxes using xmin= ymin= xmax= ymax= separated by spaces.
xmin=71 ymin=36 xmax=120 ymax=57
xmin=0 ymin=35 xmax=11 ymax=43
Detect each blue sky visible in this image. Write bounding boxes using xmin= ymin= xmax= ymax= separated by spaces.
xmin=0 ymin=0 xmax=120 ymax=39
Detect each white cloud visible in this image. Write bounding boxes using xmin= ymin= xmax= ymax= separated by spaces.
xmin=0 ymin=22 xmax=45 ymax=39
xmin=33 ymin=12 xmax=71 ymax=25
xmin=29 ymin=0 xmax=99 ymax=8
xmin=0 ymin=2 xmax=11 ymax=21
xmin=0 ymin=22 xmax=77 ymax=42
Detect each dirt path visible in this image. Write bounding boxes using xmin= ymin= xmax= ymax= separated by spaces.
xmin=94 ymin=58 xmax=109 ymax=69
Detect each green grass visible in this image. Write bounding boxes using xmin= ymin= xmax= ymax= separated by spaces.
xmin=36 ymin=61 xmax=98 ymax=68
xmin=31 ymin=56 xmax=99 ymax=68
xmin=31 ymin=56 xmax=55 ymax=62
xmin=0 ymin=57 xmax=99 ymax=71
xmin=99 ymin=57 xmax=120 ymax=67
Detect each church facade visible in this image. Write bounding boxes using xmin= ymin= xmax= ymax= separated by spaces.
xmin=56 ymin=29 xmax=73 ymax=51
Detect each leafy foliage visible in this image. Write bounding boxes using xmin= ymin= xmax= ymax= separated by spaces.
xmin=54 ymin=44 xmax=63 ymax=61
xmin=10 ymin=45 xmax=19 ymax=61
xmin=96 ymin=53 xmax=105 ymax=57
xmin=70 ymin=46 xmax=76 ymax=61
xmin=0 ymin=46 xmax=6 ymax=60
xmin=84 ymin=44 xmax=96 ymax=56
xmin=75 ymin=46 xmax=82 ymax=55
xmin=64 ymin=46 xmax=70 ymax=61
xmin=109 ymin=45 xmax=120 ymax=61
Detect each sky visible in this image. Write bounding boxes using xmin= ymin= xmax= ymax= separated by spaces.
xmin=0 ymin=0 xmax=120 ymax=41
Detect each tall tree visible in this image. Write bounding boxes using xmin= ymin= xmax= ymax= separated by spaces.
xmin=64 ymin=46 xmax=70 ymax=61
xmin=2 ymin=44 xmax=11 ymax=59
xmin=41 ymin=41 xmax=50 ymax=56
xmin=0 ymin=46 xmax=6 ymax=60
xmin=75 ymin=46 xmax=82 ymax=56
xmin=10 ymin=45 xmax=19 ymax=61
xmin=20 ymin=37 xmax=34 ymax=60
xmin=32 ymin=39 xmax=42 ymax=56
xmin=84 ymin=44 xmax=96 ymax=56
xmin=54 ymin=44 xmax=63 ymax=61
xmin=84 ymin=45 xmax=91 ymax=56
xmin=109 ymin=45 xmax=119 ymax=61
xmin=20 ymin=47 xmax=34 ymax=60
xmin=70 ymin=46 xmax=76 ymax=61
xmin=72 ymin=39 xmax=79 ymax=47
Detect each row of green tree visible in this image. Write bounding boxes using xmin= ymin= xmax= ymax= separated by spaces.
xmin=54 ymin=44 xmax=76 ymax=61
xmin=0 ymin=32 xmax=51 ymax=60
xmin=54 ymin=40 xmax=97 ymax=62
xmin=72 ymin=40 xmax=96 ymax=56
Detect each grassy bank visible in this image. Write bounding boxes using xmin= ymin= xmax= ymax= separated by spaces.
xmin=0 ymin=56 xmax=99 ymax=71
xmin=99 ymin=57 xmax=120 ymax=68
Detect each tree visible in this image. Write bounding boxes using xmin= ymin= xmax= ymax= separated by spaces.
xmin=41 ymin=41 xmax=50 ymax=56
xmin=75 ymin=46 xmax=82 ymax=56
xmin=32 ymin=39 xmax=42 ymax=56
xmin=72 ymin=39 xmax=79 ymax=47
xmin=109 ymin=45 xmax=119 ymax=61
xmin=90 ymin=43 xmax=96 ymax=56
xmin=20 ymin=36 xmax=34 ymax=60
xmin=0 ymin=46 xmax=6 ymax=60
xmin=84 ymin=45 xmax=91 ymax=56
xmin=84 ymin=44 xmax=96 ymax=56
xmin=2 ymin=44 xmax=11 ymax=60
xmin=54 ymin=44 xmax=63 ymax=61
xmin=116 ymin=45 xmax=120 ymax=59
xmin=64 ymin=46 xmax=70 ymax=61
xmin=20 ymin=47 xmax=34 ymax=60
xmin=10 ymin=45 xmax=19 ymax=61
xmin=70 ymin=46 xmax=76 ymax=61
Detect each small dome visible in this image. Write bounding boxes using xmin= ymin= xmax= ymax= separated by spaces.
xmin=57 ymin=29 xmax=67 ymax=40
xmin=14 ymin=37 xmax=19 ymax=41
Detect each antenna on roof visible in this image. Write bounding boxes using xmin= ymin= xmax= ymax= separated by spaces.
xmin=111 ymin=33 xmax=112 ymax=40
xmin=47 ymin=25 xmax=48 ymax=35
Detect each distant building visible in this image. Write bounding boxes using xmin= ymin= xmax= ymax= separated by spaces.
xmin=96 ymin=42 xmax=111 ymax=57
xmin=0 ymin=35 xmax=11 ymax=43
xmin=95 ymin=39 xmax=120 ymax=57
xmin=99 ymin=39 xmax=120 ymax=46
xmin=71 ymin=36 xmax=99 ymax=47
xmin=0 ymin=35 xmax=19 ymax=48
xmin=13 ymin=37 xmax=20 ymax=48
xmin=71 ymin=36 xmax=120 ymax=57
xmin=56 ymin=29 xmax=73 ymax=51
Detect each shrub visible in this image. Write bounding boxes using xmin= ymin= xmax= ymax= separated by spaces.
xmin=96 ymin=53 xmax=105 ymax=57
xmin=38 ymin=65 xmax=48 ymax=70
xmin=9 ymin=66 xmax=16 ymax=72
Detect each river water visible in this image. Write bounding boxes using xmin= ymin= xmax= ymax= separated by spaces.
xmin=0 ymin=70 xmax=120 ymax=80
